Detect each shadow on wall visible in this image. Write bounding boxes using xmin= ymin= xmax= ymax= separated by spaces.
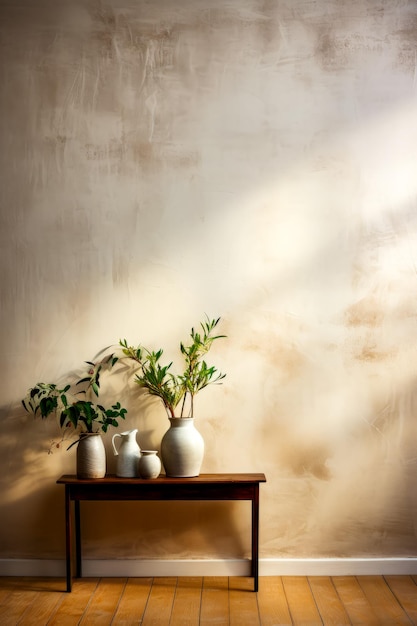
xmin=0 ymin=360 xmax=247 ymax=559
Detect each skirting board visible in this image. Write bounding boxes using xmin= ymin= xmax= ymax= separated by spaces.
xmin=1 ymin=558 xmax=417 ymax=578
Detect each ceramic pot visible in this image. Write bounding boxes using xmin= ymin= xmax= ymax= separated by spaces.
xmin=161 ymin=417 xmax=204 ymax=477
xmin=76 ymin=433 xmax=106 ymax=479
xmin=112 ymin=429 xmax=141 ymax=477
xmin=138 ymin=450 xmax=162 ymax=479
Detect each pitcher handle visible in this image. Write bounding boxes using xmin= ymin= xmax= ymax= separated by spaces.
xmin=112 ymin=432 xmax=121 ymax=456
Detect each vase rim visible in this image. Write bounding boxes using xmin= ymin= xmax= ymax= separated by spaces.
xmin=168 ymin=417 xmax=196 ymax=428
xmin=170 ymin=416 xmax=194 ymax=420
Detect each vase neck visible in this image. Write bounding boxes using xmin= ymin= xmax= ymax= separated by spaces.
xmin=169 ymin=417 xmax=195 ymax=427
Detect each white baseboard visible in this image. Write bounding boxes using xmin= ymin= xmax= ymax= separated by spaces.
xmin=260 ymin=558 xmax=417 ymax=576
xmin=1 ymin=558 xmax=417 ymax=578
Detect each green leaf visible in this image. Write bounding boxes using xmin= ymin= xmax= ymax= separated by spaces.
xmin=39 ymin=396 xmax=58 ymax=418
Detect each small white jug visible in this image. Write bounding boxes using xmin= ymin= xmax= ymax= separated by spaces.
xmin=112 ymin=429 xmax=141 ymax=477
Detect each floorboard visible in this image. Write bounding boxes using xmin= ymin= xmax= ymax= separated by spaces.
xmin=79 ymin=577 xmax=127 ymax=626
xmin=229 ymin=576 xmax=260 ymax=626
xmin=357 ymin=575 xmax=413 ymax=625
xmin=332 ymin=576 xmax=380 ymax=625
xmin=200 ymin=576 xmax=229 ymax=626
xmin=112 ymin=577 xmax=153 ymax=625
xmin=308 ymin=576 xmax=350 ymax=625
xmin=141 ymin=576 xmax=177 ymax=626
xmin=282 ymin=576 xmax=322 ymax=625
xmin=48 ymin=578 xmax=99 ymax=625
xmin=170 ymin=576 xmax=202 ymax=626
xmin=256 ymin=576 xmax=292 ymax=626
xmin=385 ymin=575 xmax=417 ymax=624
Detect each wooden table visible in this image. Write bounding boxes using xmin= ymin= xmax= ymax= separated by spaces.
xmin=57 ymin=473 xmax=266 ymax=592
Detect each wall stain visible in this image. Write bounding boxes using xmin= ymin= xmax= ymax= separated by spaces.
xmin=277 ymin=429 xmax=331 ymax=481
xmin=395 ymin=11 xmax=417 ymax=40
xmin=316 ymin=28 xmax=386 ymax=71
xmin=89 ymin=4 xmax=117 ymax=58
xmin=84 ymin=140 xmax=124 ymax=161
xmin=131 ymin=141 xmax=156 ymax=165
xmin=82 ymin=138 xmax=200 ymax=174
xmin=88 ymin=4 xmax=181 ymax=69
xmin=131 ymin=141 xmax=200 ymax=170
xmin=344 ymin=295 xmax=384 ymax=327
xmin=354 ymin=343 xmax=393 ymax=363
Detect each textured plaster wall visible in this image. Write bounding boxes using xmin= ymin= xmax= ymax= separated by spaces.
xmin=1 ymin=0 xmax=417 ymax=562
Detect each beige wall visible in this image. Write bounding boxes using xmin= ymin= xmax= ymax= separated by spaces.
xmin=1 ymin=0 xmax=417 ymax=562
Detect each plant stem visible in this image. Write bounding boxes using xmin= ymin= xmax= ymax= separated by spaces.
xmin=180 ymin=392 xmax=187 ymax=417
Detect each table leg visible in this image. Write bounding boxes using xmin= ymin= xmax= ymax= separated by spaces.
xmin=75 ymin=500 xmax=82 ymax=578
xmin=64 ymin=486 xmax=72 ymax=592
xmin=251 ymin=486 xmax=260 ymax=592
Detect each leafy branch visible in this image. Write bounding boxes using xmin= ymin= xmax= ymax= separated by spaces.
xmin=22 ymin=379 xmax=127 ymax=451
xmin=119 ymin=315 xmax=226 ymax=418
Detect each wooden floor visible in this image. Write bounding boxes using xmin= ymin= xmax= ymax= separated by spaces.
xmin=1 ymin=575 xmax=417 ymax=625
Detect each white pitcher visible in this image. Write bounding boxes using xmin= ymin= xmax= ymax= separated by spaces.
xmin=112 ymin=429 xmax=141 ymax=477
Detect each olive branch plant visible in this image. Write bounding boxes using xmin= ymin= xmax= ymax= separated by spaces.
xmin=118 ymin=315 xmax=226 ymax=418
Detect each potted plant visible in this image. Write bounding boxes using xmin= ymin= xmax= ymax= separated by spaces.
xmin=22 ymin=364 xmax=127 ymax=478
xmin=118 ymin=315 xmax=226 ymax=477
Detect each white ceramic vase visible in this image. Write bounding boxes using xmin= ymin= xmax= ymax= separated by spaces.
xmin=112 ymin=429 xmax=141 ymax=477
xmin=76 ymin=433 xmax=106 ymax=479
xmin=161 ymin=417 xmax=204 ymax=477
xmin=138 ymin=450 xmax=162 ymax=479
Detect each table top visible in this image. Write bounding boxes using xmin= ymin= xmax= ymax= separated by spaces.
xmin=57 ymin=473 xmax=267 ymax=485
